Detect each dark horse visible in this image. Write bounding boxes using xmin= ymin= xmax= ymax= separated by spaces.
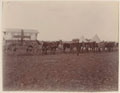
xmin=96 ymin=41 xmax=115 ymax=52
xmin=41 ymin=41 xmax=60 ymax=55
xmin=63 ymin=42 xmax=81 ymax=55
xmin=105 ymin=42 xmax=115 ymax=52
xmin=78 ymin=41 xmax=98 ymax=53
xmin=63 ymin=42 xmax=71 ymax=53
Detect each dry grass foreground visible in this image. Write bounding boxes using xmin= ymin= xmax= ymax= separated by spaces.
xmin=3 ymin=51 xmax=118 ymax=91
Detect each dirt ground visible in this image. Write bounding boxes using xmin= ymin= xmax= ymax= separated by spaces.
xmin=3 ymin=51 xmax=118 ymax=91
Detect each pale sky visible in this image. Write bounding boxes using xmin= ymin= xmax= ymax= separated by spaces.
xmin=2 ymin=1 xmax=118 ymax=41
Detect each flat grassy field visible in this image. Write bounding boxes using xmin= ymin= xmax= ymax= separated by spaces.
xmin=3 ymin=51 xmax=118 ymax=91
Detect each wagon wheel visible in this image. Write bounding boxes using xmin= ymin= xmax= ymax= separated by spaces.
xmin=26 ymin=45 xmax=34 ymax=54
xmin=7 ymin=44 xmax=17 ymax=54
xmin=32 ymin=46 xmax=41 ymax=55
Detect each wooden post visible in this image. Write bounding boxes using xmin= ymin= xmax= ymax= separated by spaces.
xmin=21 ymin=29 xmax=24 ymax=45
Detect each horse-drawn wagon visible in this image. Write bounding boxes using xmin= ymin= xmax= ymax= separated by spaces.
xmin=3 ymin=29 xmax=41 ymax=55
xmin=3 ymin=29 xmax=118 ymax=55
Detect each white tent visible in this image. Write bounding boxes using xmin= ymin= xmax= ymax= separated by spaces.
xmin=91 ymin=34 xmax=101 ymax=43
xmin=80 ymin=36 xmax=86 ymax=42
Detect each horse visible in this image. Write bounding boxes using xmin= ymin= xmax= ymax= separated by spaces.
xmin=63 ymin=42 xmax=82 ymax=55
xmin=41 ymin=41 xmax=60 ymax=55
xmin=105 ymin=42 xmax=115 ymax=52
xmin=89 ymin=42 xmax=98 ymax=52
xmin=63 ymin=42 xmax=71 ymax=53
xmin=96 ymin=41 xmax=115 ymax=52
xmin=77 ymin=41 xmax=98 ymax=53
xmin=96 ymin=41 xmax=107 ymax=52
xmin=70 ymin=42 xmax=80 ymax=55
xmin=79 ymin=42 xmax=92 ymax=53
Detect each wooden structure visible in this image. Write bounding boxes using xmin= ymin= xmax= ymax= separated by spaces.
xmin=3 ymin=29 xmax=39 ymax=45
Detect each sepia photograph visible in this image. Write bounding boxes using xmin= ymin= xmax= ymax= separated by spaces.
xmin=2 ymin=0 xmax=119 ymax=92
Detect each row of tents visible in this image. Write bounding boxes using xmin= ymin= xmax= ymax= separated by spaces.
xmin=79 ymin=34 xmax=101 ymax=43
xmin=63 ymin=34 xmax=101 ymax=43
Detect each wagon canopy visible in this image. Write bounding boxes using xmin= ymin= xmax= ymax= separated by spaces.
xmin=3 ymin=28 xmax=39 ymax=41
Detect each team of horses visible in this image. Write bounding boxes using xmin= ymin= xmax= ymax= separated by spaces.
xmin=62 ymin=41 xmax=117 ymax=55
xmin=3 ymin=40 xmax=118 ymax=55
xmin=28 ymin=40 xmax=118 ymax=55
